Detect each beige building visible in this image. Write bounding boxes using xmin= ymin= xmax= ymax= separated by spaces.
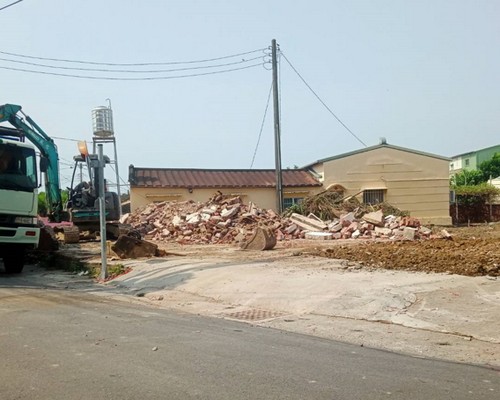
xmin=129 ymin=141 xmax=452 ymax=225
xmin=304 ymin=140 xmax=452 ymax=225
xmin=128 ymin=166 xmax=322 ymax=212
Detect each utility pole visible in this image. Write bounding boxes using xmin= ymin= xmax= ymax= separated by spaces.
xmin=272 ymin=39 xmax=283 ymax=214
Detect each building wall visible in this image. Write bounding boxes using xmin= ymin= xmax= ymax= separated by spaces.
xmin=449 ymin=157 xmax=463 ymax=174
xmin=130 ymin=186 xmax=321 ymax=212
xmin=315 ymin=147 xmax=452 ymax=225
xmin=462 ymin=154 xmax=477 ymax=171
xmin=476 ymin=145 xmax=500 ymax=165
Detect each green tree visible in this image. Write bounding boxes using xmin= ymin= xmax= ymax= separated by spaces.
xmin=37 ymin=189 xmax=69 ymax=216
xmin=37 ymin=192 xmax=47 ymax=216
xmin=478 ymin=152 xmax=500 ymax=181
xmin=450 ymin=169 xmax=484 ymax=186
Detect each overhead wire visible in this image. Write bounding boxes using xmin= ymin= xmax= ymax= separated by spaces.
xmin=108 ymin=164 xmax=131 ymax=188
xmin=0 ymin=0 xmax=23 ymax=12
xmin=51 ymin=136 xmax=84 ymax=143
xmin=280 ymin=51 xmax=367 ymax=147
xmin=250 ymin=81 xmax=273 ymax=168
xmin=0 ymin=55 xmax=264 ymax=74
xmin=0 ymin=62 xmax=264 ymax=80
xmin=0 ymin=47 xmax=267 ymax=66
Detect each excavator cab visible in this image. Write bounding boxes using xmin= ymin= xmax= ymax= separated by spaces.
xmin=51 ymin=152 xmax=123 ymax=244
xmin=66 ymin=153 xmax=121 ymax=226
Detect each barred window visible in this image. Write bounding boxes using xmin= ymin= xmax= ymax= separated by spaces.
xmin=363 ymin=189 xmax=385 ymax=205
xmin=283 ymin=197 xmax=303 ymax=209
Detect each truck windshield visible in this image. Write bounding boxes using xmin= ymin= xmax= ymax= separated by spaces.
xmin=0 ymin=143 xmax=38 ymax=192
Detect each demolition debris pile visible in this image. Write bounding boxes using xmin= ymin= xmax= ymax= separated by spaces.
xmin=122 ymin=193 xmax=286 ymax=245
xmin=122 ymin=192 xmax=437 ymax=245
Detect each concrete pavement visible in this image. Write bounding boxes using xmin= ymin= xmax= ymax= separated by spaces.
xmin=97 ymin=248 xmax=500 ymax=368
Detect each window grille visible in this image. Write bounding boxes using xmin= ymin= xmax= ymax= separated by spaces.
xmin=363 ymin=189 xmax=385 ymax=205
xmin=283 ymin=197 xmax=303 ymax=209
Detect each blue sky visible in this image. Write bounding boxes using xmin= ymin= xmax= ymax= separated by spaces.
xmin=1 ymin=0 xmax=499 ymax=190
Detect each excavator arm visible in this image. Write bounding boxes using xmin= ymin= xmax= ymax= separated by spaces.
xmin=0 ymin=103 xmax=64 ymax=222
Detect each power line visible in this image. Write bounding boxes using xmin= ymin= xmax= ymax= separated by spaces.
xmin=280 ymin=52 xmax=367 ymax=147
xmin=0 ymin=55 xmax=264 ymax=74
xmin=108 ymin=164 xmax=131 ymax=189
xmin=51 ymin=136 xmax=84 ymax=143
xmin=250 ymin=81 xmax=273 ymax=168
xmin=0 ymin=0 xmax=23 ymax=12
xmin=0 ymin=62 xmax=264 ymax=80
xmin=0 ymin=47 xmax=267 ymax=67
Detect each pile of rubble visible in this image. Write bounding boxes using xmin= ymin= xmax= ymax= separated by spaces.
xmin=122 ymin=193 xmax=437 ymax=245
xmin=121 ymin=193 xmax=290 ymax=245
xmin=292 ymin=209 xmax=433 ymax=241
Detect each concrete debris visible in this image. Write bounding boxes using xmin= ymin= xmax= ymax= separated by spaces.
xmin=441 ymin=229 xmax=453 ymax=240
xmin=289 ymin=213 xmax=328 ymax=231
xmin=305 ymin=232 xmax=333 ymax=240
xmin=124 ymin=192 xmax=438 ymax=246
xmin=362 ymin=210 xmax=385 ymax=226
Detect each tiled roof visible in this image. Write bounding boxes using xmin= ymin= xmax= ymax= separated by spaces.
xmin=129 ymin=167 xmax=322 ymax=188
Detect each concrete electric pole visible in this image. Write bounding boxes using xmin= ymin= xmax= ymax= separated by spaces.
xmin=272 ymin=39 xmax=283 ymax=214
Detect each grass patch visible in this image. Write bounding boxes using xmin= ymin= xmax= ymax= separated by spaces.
xmin=33 ymin=252 xmax=130 ymax=280
xmin=86 ymin=263 xmax=131 ymax=281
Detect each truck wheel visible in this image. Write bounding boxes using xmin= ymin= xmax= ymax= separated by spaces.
xmin=3 ymin=250 xmax=25 ymax=274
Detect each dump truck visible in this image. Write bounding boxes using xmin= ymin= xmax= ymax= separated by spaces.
xmin=0 ymin=103 xmax=127 ymax=272
xmin=0 ymin=132 xmax=41 ymax=273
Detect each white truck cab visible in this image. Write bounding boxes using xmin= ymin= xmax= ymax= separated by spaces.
xmin=0 ymin=137 xmax=40 ymax=273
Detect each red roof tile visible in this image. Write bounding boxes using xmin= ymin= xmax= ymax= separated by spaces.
xmin=129 ymin=167 xmax=321 ymax=188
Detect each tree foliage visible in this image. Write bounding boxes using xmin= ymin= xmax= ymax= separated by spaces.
xmin=478 ymin=152 xmax=500 ymax=181
xmin=450 ymin=169 xmax=484 ymax=186
xmin=37 ymin=190 xmax=69 ymax=216
xmin=452 ymin=183 xmax=500 ymax=207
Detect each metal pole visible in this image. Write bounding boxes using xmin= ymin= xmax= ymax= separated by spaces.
xmin=113 ymin=137 xmax=122 ymax=218
xmin=98 ymin=144 xmax=107 ymax=280
xmin=272 ymin=39 xmax=283 ymax=214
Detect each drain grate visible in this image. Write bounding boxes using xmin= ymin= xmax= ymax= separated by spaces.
xmin=224 ymin=309 xmax=285 ymax=322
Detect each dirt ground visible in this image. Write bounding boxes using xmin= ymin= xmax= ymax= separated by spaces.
xmin=284 ymin=224 xmax=500 ymax=277
xmin=62 ymin=223 xmax=500 ymax=278
xmin=143 ymin=224 xmax=500 ymax=278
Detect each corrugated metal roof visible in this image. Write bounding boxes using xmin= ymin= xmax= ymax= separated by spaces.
xmin=129 ymin=167 xmax=322 ymax=188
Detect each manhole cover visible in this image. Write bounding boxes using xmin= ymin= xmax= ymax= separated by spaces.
xmin=224 ymin=309 xmax=285 ymax=321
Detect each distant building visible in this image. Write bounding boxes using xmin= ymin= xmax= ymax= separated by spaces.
xmin=449 ymin=144 xmax=500 ymax=175
xmin=129 ymin=140 xmax=452 ymax=225
xmin=128 ymin=167 xmax=322 ymax=212
xmin=303 ymin=140 xmax=452 ymax=225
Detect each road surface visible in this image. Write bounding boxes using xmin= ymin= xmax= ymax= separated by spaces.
xmin=0 ymin=283 xmax=498 ymax=399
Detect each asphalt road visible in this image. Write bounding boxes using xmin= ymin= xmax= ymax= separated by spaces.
xmin=0 ymin=281 xmax=498 ymax=400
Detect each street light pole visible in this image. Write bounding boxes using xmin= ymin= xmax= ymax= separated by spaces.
xmin=98 ymin=144 xmax=107 ymax=280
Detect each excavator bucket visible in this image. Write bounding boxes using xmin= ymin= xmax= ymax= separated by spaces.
xmin=60 ymin=226 xmax=80 ymax=244
xmin=240 ymin=227 xmax=277 ymax=251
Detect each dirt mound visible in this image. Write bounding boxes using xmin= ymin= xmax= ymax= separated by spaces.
xmin=310 ymin=236 xmax=500 ymax=277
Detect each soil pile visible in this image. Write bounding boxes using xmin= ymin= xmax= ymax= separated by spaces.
xmin=309 ymin=236 xmax=500 ymax=277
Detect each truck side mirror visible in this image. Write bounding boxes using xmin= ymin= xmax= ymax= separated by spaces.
xmin=40 ymin=157 xmax=48 ymax=173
